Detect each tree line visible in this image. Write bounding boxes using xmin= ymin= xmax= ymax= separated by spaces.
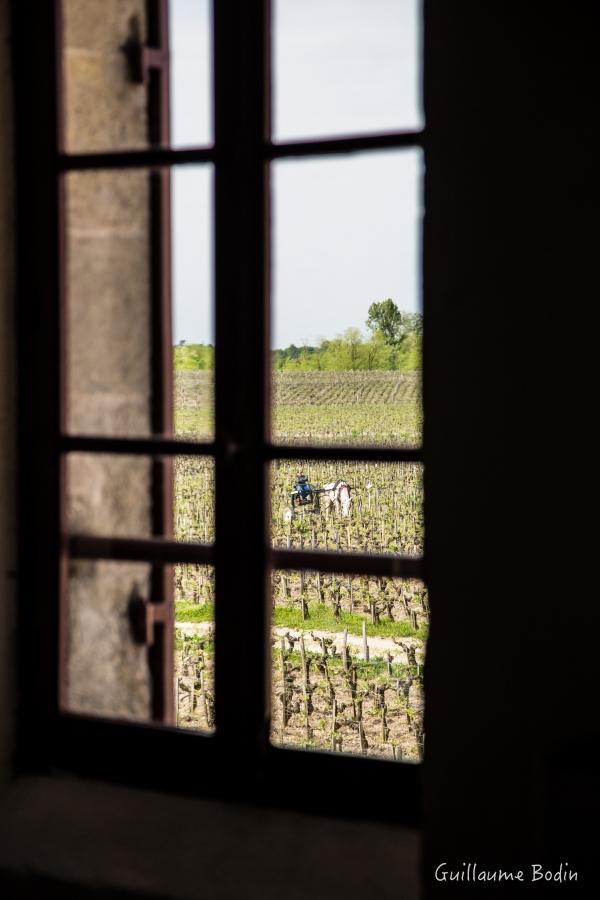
xmin=174 ymin=301 xmax=422 ymax=373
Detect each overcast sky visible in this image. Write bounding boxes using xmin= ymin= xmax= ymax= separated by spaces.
xmin=170 ymin=0 xmax=422 ymax=348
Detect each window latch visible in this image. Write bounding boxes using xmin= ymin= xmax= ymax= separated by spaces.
xmin=123 ymin=39 xmax=168 ymax=85
xmin=128 ymin=587 xmax=168 ymax=646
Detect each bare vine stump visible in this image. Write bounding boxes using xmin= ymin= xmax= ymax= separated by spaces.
xmin=332 ymin=590 xmax=341 ymax=621
xmin=280 ymin=638 xmax=290 ymax=728
xmin=300 ymin=591 xmax=308 ymax=620
xmin=200 ymin=669 xmax=209 ymax=727
xmin=381 ymin=705 xmax=389 ymax=743
xmin=300 ymin=634 xmax=313 ymax=716
xmin=318 ymin=657 xmax=336 ymax=703
xmin=356 ymin=696 xmax=363 ymax=724
xmin=331 ymin=697 xmax=338 ymax=751
xmin=359 ymin=720 xmax=369 ymax=754
xmin=280 ymin=572 xmax=289 ymax=601
xmin=316 ymin=571 xmax=324 ymax=603
xmin=205 ymin=692 xmax=215 ymax=729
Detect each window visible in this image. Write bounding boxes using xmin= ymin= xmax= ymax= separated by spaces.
xmin=15 ymin=0 xmax=423 ymax=822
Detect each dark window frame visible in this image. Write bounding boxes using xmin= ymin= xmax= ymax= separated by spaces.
xmin=13 ymin=0 xmax=425 ymax=825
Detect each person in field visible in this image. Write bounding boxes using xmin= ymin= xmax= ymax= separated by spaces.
xmin=294 ymin=472 xmax=312 ymax=502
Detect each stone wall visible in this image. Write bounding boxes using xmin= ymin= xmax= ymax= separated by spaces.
xmin=63 ymin=0 xmax=149 ymax=153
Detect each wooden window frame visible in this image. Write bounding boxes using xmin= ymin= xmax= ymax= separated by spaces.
xmin=13 ymin=0 xmax=424 ymax=825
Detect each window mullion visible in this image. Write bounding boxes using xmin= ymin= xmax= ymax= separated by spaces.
xmin=213 ymin=0 xmax=271 ymax=770
xmin=146 ymin=0 xmax=174 ymax=725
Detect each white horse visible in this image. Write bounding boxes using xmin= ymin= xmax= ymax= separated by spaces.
xmin=321 ymin=480 xmax=352 ymax=517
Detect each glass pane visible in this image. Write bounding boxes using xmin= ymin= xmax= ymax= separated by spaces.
xmin=273 ymin=0 xmax=422 ymax=142
xmin=271 ymin=460 xmax=423 ymax=557
xmin=65 ymin=165 xmax=213 ymax=439
xmin=175 ymin=564 xmax=215 ymax=731
xmin=67 ymin=453 xmax=153 ymax=537
xmin=271 ymin=571 xmax=427 ymax=760
xmin=272 ymin=151 xmax=422 ymax=449
xmin=173 ymin=166 xmax=214 ymax=440
xmin=65 ymin=559 xmax=216 ymax=731
xmin=170 ymin=0 xmax=212 ymax=148
xmin=66 ymin=559 xmax=153 ymax=720
xmin=174 ymin=456 xmax=215 ymax=543
xmin=66 ymin=453 xmax=214 ymax=543
xmin=62 ymin=0 xmax=212 ymax=152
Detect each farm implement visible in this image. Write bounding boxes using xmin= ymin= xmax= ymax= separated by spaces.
xmin=290 ymin=473 xmax=324 ymax=510
xmin=287 ymin=474 xmax=353 ymax=520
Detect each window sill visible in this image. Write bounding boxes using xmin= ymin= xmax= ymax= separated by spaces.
xmin=0 ymin=775 xmax=420 ymax=900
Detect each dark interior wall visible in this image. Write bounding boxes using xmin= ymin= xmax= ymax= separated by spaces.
xmin=423 ymin=1 xmax=599 ymax=894
xmin=0 ymin=0 xmax=15 ymax=795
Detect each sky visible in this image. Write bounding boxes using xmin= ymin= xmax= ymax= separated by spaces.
xmin=170 ymin=0 xmax=422 ymax=348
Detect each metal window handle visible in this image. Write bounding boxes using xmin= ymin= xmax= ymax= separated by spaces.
xmin=128 ymin=586 xmax=168 ymax=646
xmin=122 ymin=25 xmax=168 ymax=85
xmin=130 ymin=44 xmax=168 ymax=84
xmin=128 ymin=587 xmax=154 ymax=645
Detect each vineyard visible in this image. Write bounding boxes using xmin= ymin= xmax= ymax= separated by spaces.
xmin=174 ymin=369 xmax=426 ymax=761
xmin=174 ymin=369 xmax=422 ymax=446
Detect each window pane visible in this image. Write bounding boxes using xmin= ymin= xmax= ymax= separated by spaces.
xmin=65 ymin=165 xmax=213 ymax=439
xmin=173 ymin=166 xmax=215 ymax=440
xmin=170 ymin=0 xmax=212 ymax=148
xmin=67 ymin=453 xmax=153 ymax=538
xmin=174 ymin=456 xmax=215 ymax=543
xmin=66 ymin=558 xmax=154 ymax=720
xmin=270 ymin=570 xmax=427 ymax=760
xmin=272 ymin=151 xmax=422 ymax=449
xmin=175 ymin=564 xmax=215 ymax=731
xmin=65 ymin=559 xmax=216 ymax=732
xmin=62 ymin=0 xmax=212 ymax=152
xmin=66 ymin=453 xmax=214 ymax=543
xmin=271 ymin=460 xmax=423 ymax=557
xmin=274 ymin=371 xmax=421 ymax=448
xmin=273 ymin=0 xmax=422 ymax=142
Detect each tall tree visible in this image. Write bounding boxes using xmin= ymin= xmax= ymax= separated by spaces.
xmin=366 ymin=299 xmax=409 ymax=347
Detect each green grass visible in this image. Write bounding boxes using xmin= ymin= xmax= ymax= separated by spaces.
xmin=176 ymin=599 xmax=428 ymax=643
xmin=273 ymin=604 xmax=424 ymax=638
xmin=174 ymin=343 xmax=214 ymax=370
xmin=176 ymin=601 xmax=214 ymax=623
xmin=175 ymin=633 xmax=419 ymax=678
